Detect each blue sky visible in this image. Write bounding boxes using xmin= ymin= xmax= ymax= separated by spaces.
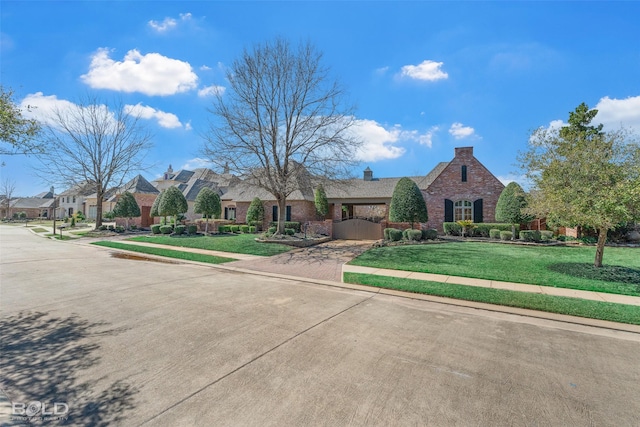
xmin=2 ymin=1 xmax=639 ymax=196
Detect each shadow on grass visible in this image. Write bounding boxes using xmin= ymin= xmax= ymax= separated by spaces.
xmin=548 ymin=263 xmax=640 ymax=289
xmin=0 ymin=311 xmax=137 ymax=426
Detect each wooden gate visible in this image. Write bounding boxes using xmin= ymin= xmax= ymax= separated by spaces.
xmin=333 ymin=219 xmax=382 ymax=240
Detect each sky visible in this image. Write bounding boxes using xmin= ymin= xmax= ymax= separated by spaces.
xmin=1 ymin=1 xmax=639 ymax=197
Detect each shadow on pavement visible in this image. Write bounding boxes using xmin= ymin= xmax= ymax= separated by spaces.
xmin=0 ymin=311 xmax=137 ymax=426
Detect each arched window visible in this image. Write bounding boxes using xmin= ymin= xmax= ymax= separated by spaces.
xmin=454 ymin=200 xmax=473 ymax=221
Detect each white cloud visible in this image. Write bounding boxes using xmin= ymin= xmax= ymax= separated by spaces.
xmin=418 ymin=126 xmax=440 ymax=148
xmin=148 ymin=12 xmax=192 ymax=32
xmin=81 ymin=48 xmax=198 ymax=96
xmin=180 ymin=157 xmax=213 ymax=170
xmin=19 ymin=92 xmax=118 ymax=130
xmin=349 ymin=120 xmax=406 ymax=162
xmin=124 ymin=103 xmax=183 ymax=129
xmin=399 ymin=60 xmax=448 ymax=81
xmin=198 ymin=85 xmax=226 ymax=97
xmin=449 ymin=122 xmax=476 ymax=139
xmin=594 ymin=95 xmax=640 ymax=132
xmin=374 ymin=66 xmax=389 ymax=76
xmin=200 ymin=65 xmax=212 ymax=71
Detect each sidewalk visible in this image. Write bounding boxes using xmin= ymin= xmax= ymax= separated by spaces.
xmin=342 ymin=264 xmax=640 ymax=306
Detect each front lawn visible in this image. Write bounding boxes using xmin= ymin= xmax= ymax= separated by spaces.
xmin=344 ymin=273 xmax=640 ymax=325
xmin=128 ymin=233 xmax=293 ymax=256
xmin=349 ymin=242 xmax=640 ymax=296
xmin=92 ymin=241 xmax=236 ymax=264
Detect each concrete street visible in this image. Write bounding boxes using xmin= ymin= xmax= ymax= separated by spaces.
xmin=1 ymin=225 xmax=639 ymax=426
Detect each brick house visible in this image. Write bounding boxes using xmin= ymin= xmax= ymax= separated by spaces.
xmin=106 ymin=175 xmax=159 ymax=228
xmin=219 ymin=146 xmax=504 ymax=235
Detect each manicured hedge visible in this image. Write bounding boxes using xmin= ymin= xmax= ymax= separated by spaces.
xmin=174 ymin=225 xmax=186 ymax=235
xmin=519 ymin=230 xmax=541 ymax=242
xmin=540 ymin=230 xmax=554 ymax=241
xmin=240 ymin=225 xmax=250 ymax=233
xmin=500 ymin=231 xmax=512 ymax=241
xmin=160 ymin=225 xmax=173 ymax=235
xmin=187 ymin=224 xmax=198 ymax=235
xmin=269 ymin=221 xmax=301 ymax=232
xmin=388 ymin=228 xmax=403 ymax=241
xmin=405 ymin=229 xmax=423 ymax=241
xmin=422 ymin=229 xmax=438 ymax=240
xmin=151 ymin=224 xmax=161 ymax=234
xmin=285 ymin=228 xmax=295 ymax=236
xmin=443 ymin=222 xmax=520 ymax=237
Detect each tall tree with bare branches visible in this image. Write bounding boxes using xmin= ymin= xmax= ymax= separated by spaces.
xmin=1 ymin=178 xmax=16 ymax=219
xmin=201 ymin=38 xmax=361 ymax=234
xmin=36 ymin=96 xmax=152 ymax=228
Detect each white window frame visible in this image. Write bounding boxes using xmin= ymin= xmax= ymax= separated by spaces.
xmin=454 ymin=200 xmax=473 ymax=221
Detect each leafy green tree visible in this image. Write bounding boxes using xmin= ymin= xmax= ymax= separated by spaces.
xmin=0 ymin=86 xmax=41 ymax=155
xmin=314 ymin=185 xmax=329 ymax=219
xmin=150 ymin=190 xmax=164 ymax=218
xmin=158 ymin=187 xmax=188 ymax=226
xmin=246 ymin=197 xmax=265 ymax=230
xmin=112 ymin=191 xmax=140 ymax=229
xmin=495 ymin=182 xmax=533 ymax=240
xmin=194 ymin=187 xmax=221 ymax=233
xmin=389 ymin=177 xmax=428 ymax=229
xmin=519 ymin=102 xmax=640 ymax=267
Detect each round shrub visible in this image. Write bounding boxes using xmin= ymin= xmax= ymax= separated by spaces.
xmin=114 ymin=226 xmax=125 ymax=233
xmin=422 ymin=229 xmax=438 ymax=240
xmin=388 ymin=228 xmax=403 ymax=241
xmin=249 ymin=226 xmax=256 ymax=233
xmin=230 ymin=225 xmax=241 ymax=233
xmin=383 ymin=228 xmax=394 ymax=240
xmin=218 ymin=225 xmax=228 ymax=233
xmin=240 ymin=225 xmax=250 ymax=233
xmin=500 ymin=231 xmax=512 ymax=241
xmin=520 ymin=230 xmax=541 ymax=242
xmin=489 ymin=229 xmax=501 ymax=239
xmin=160 ymin=225 xmax=173 ymax=234
xmin=285 ymin=228 xmax=295 ymax=236
xmin=151 ymin=224 xmax=161 ymax=234
xmin=540 ymin=230 xmax=554 ymax=241
xmin=406 ymin=229 xmax=423 ymax=241
xmin=188 ymin=224 xmax=198 ymax=235
xmin=268 ymin=226 xmax=277 ymax=234
xmin=174 ymin=225 xmax=186 ymax=235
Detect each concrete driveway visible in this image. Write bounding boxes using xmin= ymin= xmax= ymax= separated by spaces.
xmin=1 ymin=225 xmax=639 ymax=426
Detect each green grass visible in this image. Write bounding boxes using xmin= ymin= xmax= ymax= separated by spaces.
xmin=44 ymin=233 xmax=73 ymax=240
xmin=344 ymin=273 xmax=640 ymax=325
xmin=70 ymin=230 xmax=90 ymax=236
xmin=92 ymin=241 xmax=236 ymax=264
xmin=31 ymin=227 xmax=49 ymax=233
xmin=349 ymin=242 xmax=640 ymax=296
xmin=128 ymin=233 xmax=293 ymax=256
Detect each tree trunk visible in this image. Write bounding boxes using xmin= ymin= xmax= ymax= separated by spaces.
xmin=95 ymin=188 xmax=103 ymax=228
xmin=511 ymin=224 xmax=516 ymax=241
xmin=277 ymin=197 xmax=286 ymax=235
xmin=205 ymin=217 xmax=209 ymax=234
xmin=594 ymin=228 xmax=608 ymax=268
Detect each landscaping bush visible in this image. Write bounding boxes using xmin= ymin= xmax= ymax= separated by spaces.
xmin=285 ymin=228 xmax=295 ymax=236
xmin=267 ymin=226 xmax=277 ymax=234
xmin=240 ymin=225 xmax=250 ymax=233
xmin=248 ymin=226 xmax=256 ymax=233
xmin=129 ymin=224 xmax=137 ymax=231
xmin=218 ymin=225 xmax=228 ymax=233
xmin=443 ymin=222 xmax=462 ymax=236
xmin=269 ymin=221 xmax=301 ymax=232
xmin=230 ymin=225 xmax=240 ymax=233
xmin=114 ymin=226 xmax=125 ymax=233
xmin=405 ymin=229 xmax=423 ymax=241
xmin=98 ymin=225 xmax=108 ymax=231
xmin=174 ymin=225 xmax=186 ymax=235
xmin=160 ymin=225 xmax=173 ymax=235
xmin=384 ymin=228 xmax=394 ymax=240
xmin=422 ymin=229 xmax=438 ymax=240
xmin=489 ymin=229 xmax=502 ymax=239
xmin=472 ymin=223 xmax=520 ymax=237
xmin=500 ymin=231 xmax=512 ymax=241
xmin=187 ymin=224 xmax=198 ymax=235
xmin=388 ymin=228 xmax=403 ymax=241
xmin=519 ymin=230 xmax=541 ymax=242
xmin=540 ymin=230 xmax=554 ymax=241
xmin=402 ymin=228 xmax=411 ymax=240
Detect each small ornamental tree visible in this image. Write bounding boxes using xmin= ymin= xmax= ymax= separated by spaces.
xmin=194 ymin=187 xmax=222 ymax=233
xmin=158 ymin=186 xmax=188 ymax=226
xmin=151 ymin=189 xmax=164 ymax=218
xmin=246 ymin=197 xmax=265 ymax=230
xmin=389 ymin=177 xmax=428 ymax=229
xmin=314 ymin=185 xmax=329 ymax=219
xmin=495 ymin=182 xmax=533 ymax=240
xmin=112 ymin=191 xmax=141 ymax=229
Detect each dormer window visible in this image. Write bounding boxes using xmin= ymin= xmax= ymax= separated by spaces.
xmin=461 ymin=165 xmax=467 ymax=182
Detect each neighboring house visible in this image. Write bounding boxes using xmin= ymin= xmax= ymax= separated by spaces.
xmin=1 ymin=188 xmax=56 ymax=219
xmin=221 ymin=146 xmax=504 ymax=236
xmin=153 ymin=165 xmax=240 ymax=220
xmin=57 ymin=182 xmax=96 ymax=218
xmin=105 ymin=175 xmax=159 ymax=228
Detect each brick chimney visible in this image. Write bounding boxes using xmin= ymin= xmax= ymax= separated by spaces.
xmin=454 ymin=147 xmax=474 ymax=158
xmin=363 ymin=167 xmax=373 ymax=181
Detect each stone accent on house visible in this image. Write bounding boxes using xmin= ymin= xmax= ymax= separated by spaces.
xmin=423 ymin=147 xmax=504 ymax=232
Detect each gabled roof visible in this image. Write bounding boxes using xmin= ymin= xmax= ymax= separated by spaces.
xmin=119 ymin=175 xmax=160 ymax=195
xmin=59 ymin=181 xmax=96 ymax=197
xmin=9 ymin=197 xmax=55 ymax=209
xmin=181 ymin=179 xmax=222 ymax=201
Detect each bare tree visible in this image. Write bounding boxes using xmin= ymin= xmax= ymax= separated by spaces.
xmin=1 ymin=178 xmax=16 ymax=219
xmin=202 ymin=38 xmax=361 ymax=234
xmin=36 ymin=95 xmax=152 ymax=228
